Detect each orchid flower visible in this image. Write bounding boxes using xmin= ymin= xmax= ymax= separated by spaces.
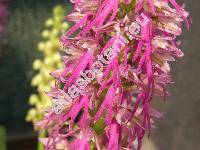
xmin=38 ymin=0 xmax=190 ymax=149
xmin=26 ymin=5 xmax=69 ymax=150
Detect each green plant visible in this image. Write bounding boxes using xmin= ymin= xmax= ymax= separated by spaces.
xmin=0 ymin=126 xmax=6 ymax=150
xmin=26 ymin=5 xmax=69 ymax=150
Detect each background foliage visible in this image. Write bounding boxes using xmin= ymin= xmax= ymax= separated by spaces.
xmin=0 ymin=0 xmax=69 ymax=133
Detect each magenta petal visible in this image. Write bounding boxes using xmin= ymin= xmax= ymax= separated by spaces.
xmin=94 ymin=85 xmax=115 ymax=123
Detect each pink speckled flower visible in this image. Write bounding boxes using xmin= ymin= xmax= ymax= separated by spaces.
xmin=38 ymin=0 xmax=190 ymax=149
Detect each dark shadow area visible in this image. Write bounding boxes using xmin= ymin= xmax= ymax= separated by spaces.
xmin=152 ymin=0 xmax=200 ymax=149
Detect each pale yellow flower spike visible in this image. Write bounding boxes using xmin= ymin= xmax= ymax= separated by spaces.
xmin=26 ymin=5 xmax=69 ymax=129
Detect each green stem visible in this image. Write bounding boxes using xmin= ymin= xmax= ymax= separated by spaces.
xmin=37 ymin=130 xmax=46 ymax=150
xmin=0 ymin=126 xmax=6 ymax=150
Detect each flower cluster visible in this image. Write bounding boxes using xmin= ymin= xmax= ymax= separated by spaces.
xmin=26 ymin=5 xmax=69 ymax=149
xmin=38 ymin=0 xmax=190 ymax=149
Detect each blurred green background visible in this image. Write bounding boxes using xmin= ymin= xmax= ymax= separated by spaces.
xmin=0 ymin=0 xmax=70 ymax=149
xmin=0 ymin=0 xmax=199 ymax=149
